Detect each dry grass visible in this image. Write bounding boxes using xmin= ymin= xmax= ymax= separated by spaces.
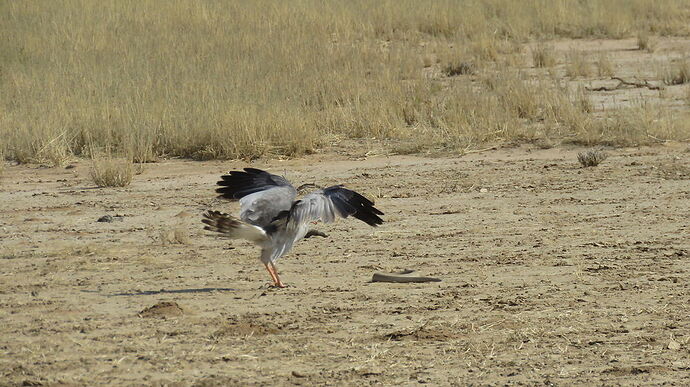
xmin=596 ymin=53 xmax=615 ymax=77
xmin=637 ymin=32 xmax=656 ymax=52
xmin=573 ymin=103 xmax=690 ymax=146
xmin=574 ymin=87 xmax=594 ymax=113
xmin=443 ymin=62 xmax=476 ymax=76
xmin=577 ymin=149 xmax=608 ymax=167
xmin=1 ymin=0 xmax=690 ymax=162
xmin=566 ymin=50 xmax=592 ymax=78
xmin=661 ymin=57 xmax=690 ymax=85
xmin=532 ymin=43 xmax=557 ymax=68
xmin=90 ymin=157 xmax=134 ymax=187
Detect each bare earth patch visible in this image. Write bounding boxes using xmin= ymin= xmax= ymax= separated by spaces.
xmin=1 ymin=143 xmax=689 ymax=385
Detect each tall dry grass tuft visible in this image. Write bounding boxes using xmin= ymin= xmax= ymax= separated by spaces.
xmin=637 ymin=32 xmax=656 ymax=52
xmin=574 ymin=87 xmax=593 ymax=113
xmin=596 ymin=53 xmax=615 ymax=77
xmin=566 ymin=50 xmax=592 ymax=78
xmin=532 ymin=43 xmax=557 ymax=68
xmin=90 ymin=157 xmax=134 ymax=188
xmin=661 ymin=57 xmax=690 ymax=85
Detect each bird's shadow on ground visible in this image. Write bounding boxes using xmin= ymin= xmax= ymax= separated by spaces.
xmin=82 ymin=288 xmax=238 ymax=297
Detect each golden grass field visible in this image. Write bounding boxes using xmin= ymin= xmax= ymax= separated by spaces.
xmin=1 ymin=0 xmax=690 ymax=166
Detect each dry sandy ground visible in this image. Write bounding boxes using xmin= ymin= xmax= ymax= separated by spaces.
xmin=1 ymin=142 xmax=689 ymax=386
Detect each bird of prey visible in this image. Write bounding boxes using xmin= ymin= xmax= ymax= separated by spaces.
xmin=202 ymin=168 xmax=383 ymax=287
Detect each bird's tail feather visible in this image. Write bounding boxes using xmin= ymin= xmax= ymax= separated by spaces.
xmin=202 ymin=210 xmax=268 ymax=244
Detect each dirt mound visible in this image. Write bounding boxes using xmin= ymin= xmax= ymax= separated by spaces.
xmin=138 ymin=301 xmax=184 ymax=318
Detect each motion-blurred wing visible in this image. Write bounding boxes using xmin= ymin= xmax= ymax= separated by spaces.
xmin=202 ymin=210 xmax=268 ymax=244
xmin=215 ymin=168 xmax=297 ymax=228
xmin=291 ymin=185 xmax=384 ymax=227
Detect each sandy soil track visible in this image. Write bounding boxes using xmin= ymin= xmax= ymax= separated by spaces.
xmin=1 ymin=144 xmax=689 ymax=386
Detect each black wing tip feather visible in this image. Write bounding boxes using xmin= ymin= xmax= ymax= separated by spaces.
xmin=325 ymin=186 xmax=384 ymax=227
xmin=242 ymin=167 xmax=266 ymax=174
xmin=214 ymin=168 xmax=289 ymax=201
xmin=349 ymin=191 xmax=384 ymax=227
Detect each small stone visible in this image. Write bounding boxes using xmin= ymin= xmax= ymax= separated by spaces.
xmin=668 ymin=340 xmax=681 ymax=350
xmin=291 ymin=371 xmax=306 ymax=378
xmin=479 ymin=188 xmax=488 ymax=193
xmin=97 ymin=215 xmax=124 ymax=223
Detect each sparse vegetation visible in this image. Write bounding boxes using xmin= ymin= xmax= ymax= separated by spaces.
xmin=90 ymin=157 xmax=134 ymax=187
xmin=443 ymin=61 xmax=476 ymax=76
xmin=578 ymin=149 xmax=608 ymax=167
xmin=637 ymin=32 xmax=656 ymax=52
xmin=574 ymin=104 xmax=690 ymax=146
xmin=661 ymin=57 xmax=690 ymax=85
xmin=532 ymin=43 xmax=557 ymax=68
xmin=566 ymin=50 xmax=592 ymax=78
xmin=596 ymin=53 xmax=615 ymax=77
xmin=574 ymin=87 xmax=594 ymax=113
xmin=1 ymin=0 xmax=690 ymax=163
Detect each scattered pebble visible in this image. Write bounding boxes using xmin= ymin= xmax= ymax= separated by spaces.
xmin=97 ymin=215 xmax=124 ymax=223
xmin=668 ymin=340 xmax=681 ymax=350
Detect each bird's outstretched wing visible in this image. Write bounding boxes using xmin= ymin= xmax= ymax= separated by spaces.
xmin=215 ymin=168 xmax=297 ymax=228
xmin=290 ymin=185 xmax=384 ymax=227
xmin=216 ymin=168 xmax=295 ymax=200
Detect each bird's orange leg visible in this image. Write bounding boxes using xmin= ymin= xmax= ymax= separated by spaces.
xmin=269 ymin=262 xmax=285 ymax=288
xmin=263 ymin=263 xmax=286 ymax=288
xmin=264 ymin=263 xmax=278 ymax=285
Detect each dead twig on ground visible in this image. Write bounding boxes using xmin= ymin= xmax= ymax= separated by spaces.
xmin=587 ymin=77 xmax=664 ymax=92
xmin=462 ymin=146 xmax=499 ymax=155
